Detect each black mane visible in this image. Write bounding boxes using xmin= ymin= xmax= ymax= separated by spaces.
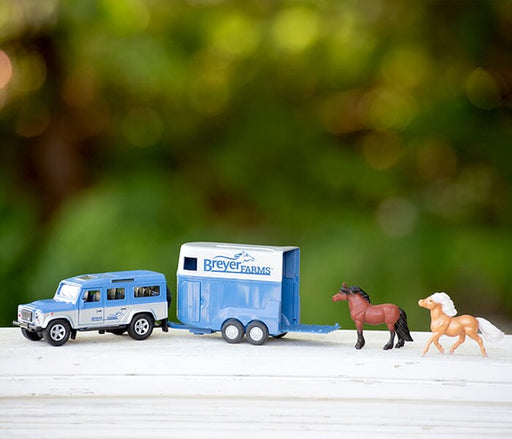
xmin=349 ymin=286 xmax=371 ymax=304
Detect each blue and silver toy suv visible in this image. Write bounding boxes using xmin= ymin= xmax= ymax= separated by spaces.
xmin=14 ymin=270 xmax=170 ymax=346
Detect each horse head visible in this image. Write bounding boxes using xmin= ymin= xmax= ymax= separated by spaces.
xmin=241 ymin=251 xmax=255 ymax=263
xmin=332 ymin=283 xmax=351 ymax=302
xmin=418 ymin=296 xmax=436 ymax=310
xmin=418 ymin=292 xmax=457 ymax=316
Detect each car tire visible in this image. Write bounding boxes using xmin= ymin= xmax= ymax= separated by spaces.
xmin=43 ymin=320 xmax=71 ymax=346
xmin=128 ymin=313 xmax=154 ymax=340
xmin=21 ymin=328 xmax=43 ymax=341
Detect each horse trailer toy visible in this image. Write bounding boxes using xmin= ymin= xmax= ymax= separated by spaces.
xmin=14 ymin=242 xmax=339 ymax=346
xmin=14 ymin=270 xmax=169 ymax=346
xmin=171 ymin=242 xmax=339 ymax=345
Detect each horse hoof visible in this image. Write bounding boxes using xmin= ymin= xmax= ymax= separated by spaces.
xmin=395 ymin=342 xmax=404 ymax=349
xmin=383 ymin=344 xmax=393 ymax=350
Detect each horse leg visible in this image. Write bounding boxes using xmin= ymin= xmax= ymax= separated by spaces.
xmin=423 ymin=332 xmax=444 ymax=356
xmin=466 ymin=329 xmax=488 ymax=357
xmin=395 ymin=333 xmax=405 ymax=348
xmin=355 ymin=330 xmax=365 ymax=349
xmin=384 ymin=331 xmax=395 ymax=350
xmin=354 ymin=321 xmax=365 ymax=349
xmin=422 ymin=335 xmax=433 ymax=356
xmin=449 ymin=334 xmax=465 ymax=354
xmin=383 ymin=323 xmax=395 ymax=350
xmin=433 ymin=336 xmax=444 ymax=354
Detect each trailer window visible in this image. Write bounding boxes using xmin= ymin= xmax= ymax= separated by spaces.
xmin=134 ymin=286 xmax=161 ymax=298
xmin=184 ymin=257 xmax=197 ymax=271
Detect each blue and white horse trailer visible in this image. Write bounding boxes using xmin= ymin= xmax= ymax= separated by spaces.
xmin=172 ymin=242 xmax=339 ymax=345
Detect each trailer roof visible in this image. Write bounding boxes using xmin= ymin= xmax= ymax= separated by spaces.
xmin=180 ymin=242 xmax=299 ymax=253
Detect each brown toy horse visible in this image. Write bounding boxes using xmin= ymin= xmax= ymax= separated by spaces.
xmin=332 ymin=283 xmax=413 ymax=350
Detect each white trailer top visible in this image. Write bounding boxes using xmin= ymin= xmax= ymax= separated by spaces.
xmin=177 ymin=242 xmax=299 ymax=282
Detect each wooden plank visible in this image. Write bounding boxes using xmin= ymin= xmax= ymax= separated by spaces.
xmin=1 ymin=328 xmax=511 ymax=438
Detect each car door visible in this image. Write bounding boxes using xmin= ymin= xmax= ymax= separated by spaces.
xmin=78 ymin=288 xmax=105 ymax=327
xmin=105 ymin=285 xmax=129 ymax=325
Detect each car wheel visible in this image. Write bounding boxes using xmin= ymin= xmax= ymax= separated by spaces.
xmin=21 ymin=328 xmax=43 ymax=341
xmin=43 ymin=320 xmax=71 ymax=346
xmin=128 ymin=314 xmax=154 ymax=340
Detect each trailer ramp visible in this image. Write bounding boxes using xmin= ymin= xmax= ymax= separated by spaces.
xmin=285 ymin=323 xmax=339 ymax=334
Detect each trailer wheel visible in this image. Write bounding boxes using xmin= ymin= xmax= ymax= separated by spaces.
xmin=221 ymin=319 xmax=244 ymax=344
xmin=246 ymin=321 xmax=269 ymax=346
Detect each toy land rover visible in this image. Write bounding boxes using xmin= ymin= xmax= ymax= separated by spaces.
xmin=14 ymin=270 xmax=169 ymax=346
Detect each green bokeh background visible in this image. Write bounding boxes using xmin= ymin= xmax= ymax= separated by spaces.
xmin=1 ymin=1 xmax=511 ymax=333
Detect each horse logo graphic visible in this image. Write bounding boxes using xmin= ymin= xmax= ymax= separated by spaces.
xmin=106 ymin=311 xmax=125 ymax=321
xmin=212 ymin=251 xmax=255 ymax=263
xmin=234 ymin=251 xmax=255 ymax=263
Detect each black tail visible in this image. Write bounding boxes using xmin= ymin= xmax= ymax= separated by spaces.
xmin=395 ymin=308 xmax=413 ymax=342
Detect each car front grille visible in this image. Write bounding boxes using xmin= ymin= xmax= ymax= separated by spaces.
xmin=21 ymin=309 xmax=33 ymax=322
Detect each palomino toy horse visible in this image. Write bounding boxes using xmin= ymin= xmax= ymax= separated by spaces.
xmin=332 ymin=283 xmax=413 ymax=350
xmin=418 ymin=292 xmax=504 ymax=357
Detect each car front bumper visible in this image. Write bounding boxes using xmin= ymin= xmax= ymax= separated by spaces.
xmin=13 ymin=320 xmax=43 ymax=332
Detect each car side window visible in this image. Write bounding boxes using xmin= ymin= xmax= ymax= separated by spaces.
xmin=134 ymin=285 xmax=161 ymax=298
xmin=83 ymin=290 xmax=101 ymax=302
xmin=107 ymin=287 xmax=125 ymax=301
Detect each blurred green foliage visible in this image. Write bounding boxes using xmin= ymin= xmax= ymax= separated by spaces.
xmin=1 ymin=0 xmax=511 ymax=332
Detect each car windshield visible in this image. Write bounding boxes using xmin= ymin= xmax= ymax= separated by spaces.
xmin=55 ymin=283 xmax=81 ymax=302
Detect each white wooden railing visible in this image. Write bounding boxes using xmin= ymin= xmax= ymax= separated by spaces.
xmin=1 ymin=328 xmax=511 ymax=438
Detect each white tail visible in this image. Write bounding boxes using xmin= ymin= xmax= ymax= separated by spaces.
xmin=476 ymin=317 xmax=505 ymax=342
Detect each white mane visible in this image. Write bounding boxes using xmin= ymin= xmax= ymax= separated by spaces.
xmin=430 ymin=292 xmax=457 ymax=317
